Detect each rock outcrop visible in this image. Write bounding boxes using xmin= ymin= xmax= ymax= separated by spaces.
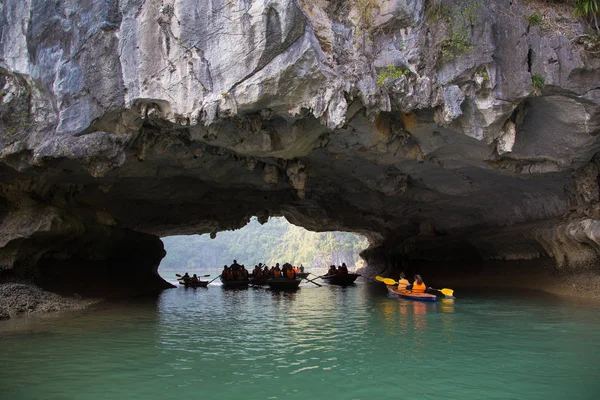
xmin=1 ymin=0 xmax=600 ymax=298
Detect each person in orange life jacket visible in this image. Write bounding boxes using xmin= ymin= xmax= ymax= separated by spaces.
xmin=273 ymin=265 xmax=281 ymax=278
xmin=263 ymin=265 xmax=269 ymax=277
xmin=397 ymin=272 xmax=409 ymax=290
xmin=285 ymin=266 xmax=295 ymax=279
xmin=222 ymin=265 xmax=233 ymax=280
xmin=405 ymin=274 xmax=427 ymax=293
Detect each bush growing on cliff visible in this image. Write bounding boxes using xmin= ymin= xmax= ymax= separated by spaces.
xmin=377 ymin=65 xmax=411 ymax=86
xmin=574 ymin=0 xmax=600 ymax=31
xmin=439 ymin=0 xmax=482 ymax=61
xmin=527 ymin=12 xmax=544 ymax=26
xmin=532 ymin=73 xmax=545 ymax=93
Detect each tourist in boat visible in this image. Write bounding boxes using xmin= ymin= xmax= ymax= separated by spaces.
xmin=253 ymin=265 xmax=262 ymax=277
xmin=273 ymin=264 xmax=281 ymax=278
xmin=263 ymin=265 xmax=270 ymax=276
xmin=340 ymin=263 xmax=349 ymax=275
xmin=285 ymin=265 xmax=295 ymax=279
xmin=397 ymin=272 xmax=409 ymax=290
xmin=222 ymin=265 xmax=232 ymax=281
xmin=328 ymin=265 xmax=337 ymax=276
xmin=299 ymin=265 xmax=305 ymax=273
xmin=191 ymin=274 xmax=199 ymax=283
xmin=181 ymin=272 xmax=191 ymax=283
xmin=241 ymin=265 xmax=249 ymax=279
xmin=405 ymin=274 xmax=427 ymax=293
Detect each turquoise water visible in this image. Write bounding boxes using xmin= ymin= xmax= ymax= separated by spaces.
xmin=1 ymin=283 xmax=599 ymax=400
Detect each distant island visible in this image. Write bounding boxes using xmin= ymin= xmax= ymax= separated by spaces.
xmin=159 ymin=217 xmax=368 ymax=277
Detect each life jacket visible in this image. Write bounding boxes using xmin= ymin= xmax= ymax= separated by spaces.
xmin=412 ymin=282 xmax=426 ymax=293
xmin=293 ymin=267 xmax=299 ymax=274
xmin=274 ymin=270 xmax=281 ymax=278
xmin=286 ymin=269 xmax=295 ymax=279
xmin=397 ymin=278 xmax=409 ymax=289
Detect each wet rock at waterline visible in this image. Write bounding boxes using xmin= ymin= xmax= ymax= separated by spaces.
xmin=1 ymin=0 xmax=600 ymax=300
xmin=0 ymin=283 xmax=99 ymax=320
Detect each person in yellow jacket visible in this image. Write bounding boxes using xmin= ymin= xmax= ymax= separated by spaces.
xmin=397 ymin=273 xmax=409 ymax=290
xmin=405 ymin=274 xmax=427 ymax=293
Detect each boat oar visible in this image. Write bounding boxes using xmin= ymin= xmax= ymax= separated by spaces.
xmin=207 ymin=275 xmax=222 ymax=285
xmin=304 ymin=274 xmax=323 ymax=287
xmin=430 ymin=288 xmax=454 ymax=297
xmin=375 ymin=276 xmax=398 ymax=286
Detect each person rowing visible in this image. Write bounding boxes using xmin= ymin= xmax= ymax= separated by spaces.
xmin=397 ymin=272 xmax=409 ymax=290
xmin=405 ymin=274 xmax=427 ymax=293
xmin=181 ymin=272 xmax=191 ymax=284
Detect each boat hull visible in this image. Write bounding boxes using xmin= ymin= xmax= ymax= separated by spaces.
xmin=386 ymin=285 xmax=437 ymax=302
xmin=220 ymin=277 xmax=250 ymax=288
xmin=249 ymin=277 xmax=269 ymax=286
xmin=321 ymin=274 xmax=360 ymax=286
xmin=267 ymin=278 xmax=301 ymax=290
xmin=179 ymin=281 xmax=209 ymax=288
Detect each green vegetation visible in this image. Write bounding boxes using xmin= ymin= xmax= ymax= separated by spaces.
xmin=425 ymin=0 xmax=451 ymax=21
xmin=532 ymin=73 xmax=545 ymax=93
xmin=439 ymin=0 xmax=482 ymax=61
xmin=159 ymin=217 xmax=369 ymax=273
xmin=527 ymin=12 xmax=544 ymax=26
xmin=475 ymin=68 xmax=490 ymax=82
xmin=357 ymin=0 xmax=378 ymax=29
xmin=574 ymin=0 xmax=600 ymax=31
xmin=376 ymin=65 xmax=411 ymax=86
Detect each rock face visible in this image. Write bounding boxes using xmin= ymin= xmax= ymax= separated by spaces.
xmin=1 ymin=0 xmax=600 ymax=296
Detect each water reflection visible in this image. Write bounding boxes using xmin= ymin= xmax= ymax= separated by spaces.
xmin=3 ymin=284 xmax=600 ymax=400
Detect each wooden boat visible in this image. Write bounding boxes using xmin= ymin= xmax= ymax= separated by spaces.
xmin=220 ymin=276 xmax=250 ymax=288
xmin=249 ymin=276 xmax=269 ymax=286
xmin=267 ymin=278 xmax=302 ymax=290
xmin=321 ymin=273 xmax=360 ymax=286
xmin=296 ymin=272 xmax=309 ymax=279
xmin=386 ymin=285 xmax=437 ymax=302
xmin=179 ymin=280 xmax=209 ymax=288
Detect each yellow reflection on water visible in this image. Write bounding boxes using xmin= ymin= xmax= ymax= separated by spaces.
xmin=439 ymin=298 xmax=455 ymax=313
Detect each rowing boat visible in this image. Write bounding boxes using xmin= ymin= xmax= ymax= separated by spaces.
xmin=267 ymin=278 xmax=301 ymax=290
xmin=321 ymin=273 xmax=360 ymax=286
xmin=179 ymin=280 xmax=209 ymax=288
xmin=386 ymin=285 xmax=437 ymax=302
xmin=220 ymin=277 xmax=250 ymax=288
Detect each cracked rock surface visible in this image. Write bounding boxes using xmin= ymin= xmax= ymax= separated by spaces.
xmin=1 ymin=0 xmax=600 ymax=301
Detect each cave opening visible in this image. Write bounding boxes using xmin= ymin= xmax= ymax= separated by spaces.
xmin=158 ymin=216 xmax=370 ymax=282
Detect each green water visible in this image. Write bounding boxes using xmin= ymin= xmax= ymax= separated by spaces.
xmin=1 ymin=283 xmax=599 ymax=400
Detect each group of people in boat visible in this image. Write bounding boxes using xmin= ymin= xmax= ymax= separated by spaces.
xmin=179 ymin=273 xmax=202 ymax=284
xmin=396 ymin=273 xmax=428 ymax=293
xmin=221 ymin=260 xmax=306 ymax=281
xmin=221 ymin=260 xmax=249 ymax=281
xmin=327 ymin=263 xmax=351 ymax=276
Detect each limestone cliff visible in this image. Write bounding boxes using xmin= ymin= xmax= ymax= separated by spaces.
xmin=1 ymin=0 xmax=599 ymax=296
